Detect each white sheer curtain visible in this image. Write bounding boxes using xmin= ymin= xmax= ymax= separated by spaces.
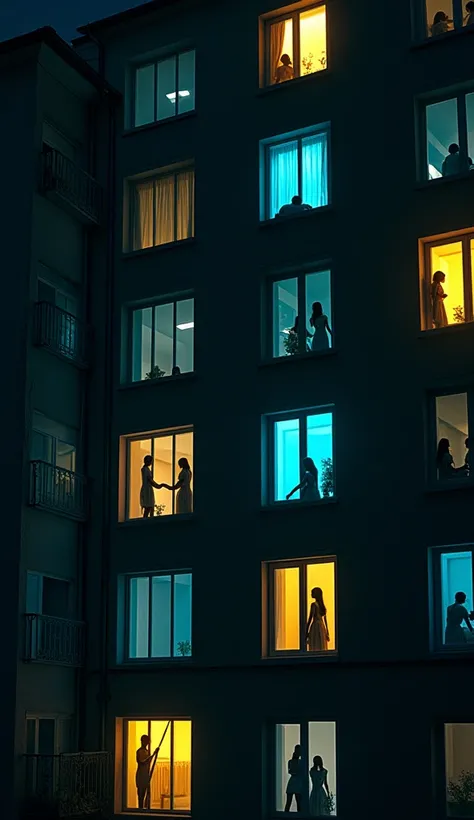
xmin=133 ymin=180 xmax=154 ymax=249
xmin=302 ymin=132 xmax=328 ymax=208
xmin=269 ymin=21 xmax=285 ymax=84
xmin=177 ymin=170 xmax=195 ymax=241
xmin=155 ymin=176 xmax=175 ymax=246
xmin=269 ymin=140 xmax=298 ymax=218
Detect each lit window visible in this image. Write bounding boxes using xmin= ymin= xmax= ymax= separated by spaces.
xmin=125 ymin=572 xmax=192 ymax=660
xmin=129 ymin=297 xmax=194 ymax=381
xmin=431 ymin=390 xmax=473 ymax=484
xmin=420 ymin=232 xmax=474 ymax=329
xmin=444 ymin=724 xmax=474 ymax=816
xmin=122 ymin=719 xmax=191 ymax=812
xmin=263 ymin=3 xmax=327 ymax=86
xmin=422 ymin=0 xmax=474 ymax=38
xmin=273 ymin=721 xmax=336 ymax=814
xmin=261 ymin=126 xmax=329 ymax=220
xmin=129 ymin=167 xmax=194 ymax=251
xmin=124 ymin=427 xmax=193 ymax=519
xmin=134 ymin=51 xmax=195 ymax=127
xmin=269 ymin=269 xmax=332 ymax=357
xmin=266 ymin=407 xmax=334 ymax=504
xmin=423 ymin=91 xmax=474 ymax=180
xmin=430 ymin=546 xmax=474 ymax=650
xmin=266 ymin=558 xmax=336 ymax=656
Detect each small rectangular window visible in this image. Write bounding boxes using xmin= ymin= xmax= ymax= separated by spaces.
xmin=431 ymin=546 xmax=474 ymax=650
xmin=263 ymin=3 xmax=327 ymax=87
xmin=422 ymin=0 xmax=474 ymax=38
xmin=130 ymin=297 xmax=194 ymax=381
xmin=269 ymin=269 xmax=332 ymax=357
xmin=445 ymin=723 xmax=474 ymax=816
xmin=123 ymin=719 xmax=191 ymax=812
xmin=419 ymin=232 xmax=474 ymax=329
xmin=273 ymin=721 xmax=336 ymax=814
xmin=431 ymin=390 xmax=473 ymax=484
xmin=129 ymin=167 xmax=194 ymax=251
xmin=422 ymin=91 xmax=474 ymax=181
xmin=127 ymin=571 xmax=192 ymax=660
xmin=134 ymin=50 xmax=195 ymax=127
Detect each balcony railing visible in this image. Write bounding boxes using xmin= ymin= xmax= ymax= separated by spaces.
xmin=34 ymin=301 xmax=88 ymax=367
xmin=25 ymin=752 xmax=111 ymax=817
xmin=41 ymin=146 xmax=102 ymax=224
xmin=25 ymin=613 xmax=85 ymax=666
xmin=30 ymin=461 xmax=87 ymax=521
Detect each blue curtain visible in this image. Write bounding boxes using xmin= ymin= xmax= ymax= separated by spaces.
xmin=269 ymin=139 xmax=298 ymax=217
xmin=302 ymin=132 xmax=328 ymax=208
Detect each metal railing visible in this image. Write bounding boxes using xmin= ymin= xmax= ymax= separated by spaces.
xmin=25 ymin=752 xmax=111 ymax=817
xmin=30 ymin=461 xmax=87 ymax=521
xmin=34 ymin=301 xmax=87 ymax=367
xmin=25 ymin=614 xmax=85 ymax=666
xmin=41 ymin=146 xmax=102 ymax=224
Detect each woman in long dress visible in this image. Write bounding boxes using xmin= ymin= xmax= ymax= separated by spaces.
xmin=140 ymin=455 xmax=160 ymax=518
xmin=310 ymin=302 xmax=332 ymax=352
xmin=445 ymin=591 xmax=474 ymax=645
xmin=431 ymin=270 xmax=448 ymax=328
xmin=309 ymin=756 xmax=330 ymax=816
xmin=286 ymin=457 xmax=320 ymax=502
xmin=160 ymin=457 xmax=193 ymax=514
xmin=306 ymin=588 xmax=330 ymax=652
xmin=436 ymin=438 xmax=467 ymax=481
xmin=285 ymin=745 xmax=305 ymax=812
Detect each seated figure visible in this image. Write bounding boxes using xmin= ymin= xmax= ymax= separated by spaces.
xmin=278 ymin=195 xmax=312 ymax=217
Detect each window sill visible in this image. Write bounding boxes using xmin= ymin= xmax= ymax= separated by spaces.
xmin=119 ymin=372 xmax=196 ymax=390
xmin=259 ymin=349 xmax=337 ymax=368
xmin=411 ymin=24 xmax=474 ymax=50
xmin=261 ymin=497 xmax=337 ymax=512
xmin=118 ymin=812 xmax=191 ymax=818
xmin=260 ymin=205 xmax=332 ymax=227
xmin=122 ymin=237 xmax=196 ymax=258
xmin=418 ymin=322 xmax=474 ymax=339
xmin=122 ymin=110 xmax=196 ymax=137
xmin=425 ymin=479 xmax=474 ymax=494
xmin=264 ymin=652 xmax=338 ymax=664
xmin=116 ymin=658 xmax=193 ymax=668
xmin=432 ymin=646 xmax=474 ymax=656
xmin=415 ymin=172 xmax=474 ymax=190
xmin=257 ymin=69 xmax=329 ymax=96
xmin=118 ymin=514 xmax=195 ymax=527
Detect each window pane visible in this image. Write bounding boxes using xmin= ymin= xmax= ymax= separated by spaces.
xmin=306 ymin=561 xmax=335 ymax=652
xmin=273 ymin=277 xmax=298 ymax=358
xmin=306 ymin=271 xmax=332 ymax=351
xmin=56 ymin=440 xmax=75 ymax=472
xmin=176 ymin=170 xmax=194 ymax=241
xmin=133 ymin=181 xmax=154 ymax=250
xmin=307 ymin=412 xmax=334 ymax=498
xmin=302 ymin=132 xmax=328 ymax=208
xmin=174 ymin=574 xmax=192 ymax=657
xmin=269 ymin=140 xmax=298 ymax=218
xmin=275 ymin=724 xmax=301 ymax=812
xmin=173 ymin=721 xmax=191 ymax=810
xmin=274 ymin=567 xmax=300 ymax=651
xmin=426 ymin=0 xmax=453 ymax=36
xmin=466 ymin=92 xmax=474 ymax=170
xmin=430 ymin=242 xmax=464 ymax=327
xmin=441 ymin=551 xmax=474 ymax=647
xmin=178 ymin=51 xmax=195 ymax=115
xmin=174 ymin=432 xmax=193 ymax=514
xmin=157 ymin=56 xmax=177 ymax=121
xmin=153 ymin=303 xmax=174 ymax=377
xmin=176 ymin=299 xmax=194 ymax=374
xmin=135 ymin=64 xmax=155 ymax=127
xmin=149 ymin=720 xmax=172 ymax=810
xmin=274 ymin=417 xmax=300 ymax=501
xmin=132 ymin=307 xmax=152 ymax=382
xmin=129 ymin=577 xmax=149 ymax=659
xmin=155 ymin=176 xmax=175 ymax=246
xmin=26 ymin=719 xmax=36 ymax=754
xmin=299 ymin=6 xmax=327 ymax=75
xmin=153 ymin=436 xmax=174 ymax=516
xmin=150 ymin=575 xmax=171 ymax=657
xmin=445 ymin=724 xmax=474 ymax=816
xmin=436 ymin=393 xmax=469 ymax=480
xmin=126 ymin=720 xmax=149 ymax=809
xmin=129 ymin=438 xmax=152 ymax=519
xmin=38 ymin=719 xmax=55 ymax=755
xmin=271 ymin=19 xmax=294 ymax=85
xmin=426 ymin=98 xmax=459 ymax=179
xmin=309 ymin=722 xmax=336 ymax=816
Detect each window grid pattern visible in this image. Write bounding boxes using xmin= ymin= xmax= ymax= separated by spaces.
xmin=126 ymin=571 xmax=192 ymax=661
xmin=130 ymin=169 xmax=194 ymax=251
xmin=264 ymin=129 xmax=329 ymax=219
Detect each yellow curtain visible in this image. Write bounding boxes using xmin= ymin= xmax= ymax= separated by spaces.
xmin=133 ymin=181 xmax=154 ymax=250
xmin=177 ymin=170 xmax=195 ymax=241
xmin=155 ymin=176 xmax=175 ymax=246
xmin=274 ymin=569 xmax=286 ymax=650
xmin=270 ymin=22 xmax=285 ymax=84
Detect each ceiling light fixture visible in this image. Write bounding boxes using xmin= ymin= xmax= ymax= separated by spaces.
xmin=176 ymin=322 xmax=194 ymax=330
xmin=166 ymin=90 xmax=191 ymax=102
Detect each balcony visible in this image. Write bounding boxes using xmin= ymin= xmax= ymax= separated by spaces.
xmin=25 ymin=614 xmax=85 ymax=666
xmin=34 ymin=302 xmax=88 ymax=367
xmin=29 ymin=461 xmax=87 ymax=521
xmin=25 ymin=752 xmax=111 ymax=817
xmin=41 ymin=146 xmax=102 ymax=225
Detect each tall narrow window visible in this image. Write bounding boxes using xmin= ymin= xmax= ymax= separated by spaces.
xmin=124 ymin=719 xmax=191 ymax=812
xmin=444 ymin=724 xmax=474 ymax=817
xmin=432 ymin=390 xmax=473 ymax=484
xmin=130 ymin=297 xmax=194 ymax=381
xmin=263 ymin=127 xmax=329 ymax=219
xmin=127 ymin=572 xmax=192 ymax=660
xmin=130 ymin=168 xmax=194 ymax=250
xmin=431 ymin=546 xmax=474 ymax=650
xmin=420 ymin=232 xmax=474 ymax=329
xmin=126 ymin=427 xmax=193 ymax=519
xmin=263 ymin=3 xmax=327 ymax=86
xmin=270 ymin=269 xmax=332 ymax=357
xmin=423 ymin=91 xmax=474 ymax=180
xmin=273 ymin=721 xmax=336 ymax=814
xmin=134 ymin=50 xmax=195 ymax=127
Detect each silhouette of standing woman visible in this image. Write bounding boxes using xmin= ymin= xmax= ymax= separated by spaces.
xmin=306 ymin=587 xmax=330 ymax=652
xmin=285 ymin=745 xmax=305 ymax=812
xmin=140 ymin=455 xmax=160 ymax=518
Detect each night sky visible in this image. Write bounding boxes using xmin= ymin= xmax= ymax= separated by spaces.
xmin=0 ymin=0 xmax=146 ymax=43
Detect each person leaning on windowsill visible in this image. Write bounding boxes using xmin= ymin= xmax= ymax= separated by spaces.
xmin=277 ymin=195 xmax=312 ymax=218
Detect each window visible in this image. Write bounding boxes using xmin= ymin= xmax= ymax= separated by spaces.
xmin=124 ymin=427 xmax=193 ymax=519
xmin=266 ymin=407 xmax=334 ymax=504
xmin=269 ymin=269 xmax=332 ymax=357
xmin=129 ymin=297 xmax=194 ymax=381
xmin=261 ymin=127 xmax=329 ymax=220
xmin=263 ymin=3 xmax=327 ymax=86
xmin=26 ymin=572 xmax=71 ymax=618
xmin=266 ymin=558 xmax=336 ymax=656
xmin=444 ymin=724 xmax=474 ymax=816
xmin=31 ymin=412 xmax=77 ymax=472
xmin=129 ymin=167 xmax=194 ymax=250
xmin=423 ymin=91 xmax=474 ymax=180
xmin=125 ymin=572 xmax=192 ymax=660
xmin=423 ymin=0 xmax=474 ymax=38
xmin=134 ymin=51 xmax=195 ymax=127
xmin=430 ymin=390 xmax=473 ymax=484
xmin=272 ymin=721 xmax=336 ymax=815
xmin=122 ymin=719 xmax=191 ymax=812
xmin=420 ymin=232 xmax=474 ymax=329
xmin=431 ymin=546 xmax=474 ymax=650
xmin=37 ymin=278 xmax=79 ymax=359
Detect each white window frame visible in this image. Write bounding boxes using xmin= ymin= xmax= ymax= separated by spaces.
xmin=26 ymin=714 xmax=73 ymax=755
xmin=421 ymin=89 xmax=473 ymax=182
xmin=266 ymin=266 xmax=333 ymax=358
xmin=128 ymin=166 xmax=195 ymax=251
xmin=428 ymin=387 xmax=474 ymax=485
xmin=128 ymin=295 xmax=194 ymax=382
xmin=420 ymin=231 xmax=474 ymax=329
xmin=124 ymin=570 xmax=192 ymax=661
xmin=263 ymin=1 xmax=327 ymax=86
xmin=132 ymin=50 xmax=195 ymax=127
xmin=430 ymin=544 xmax=474 ymax=652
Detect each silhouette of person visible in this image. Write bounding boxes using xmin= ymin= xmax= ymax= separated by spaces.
xmin=465 ymin=1 xmax=474 ymax=25
xmin=431 ymin=10 xmax=452 ymax=35
xmin=309 ymin=302 xmax=332 ymax=351
xmin=275 ymin=53 xmax=294 ymax=83
xmin=431 ymin=270 xmax=448 ymax=328
xmin=286 ymin=457 xmax=320 ymax=502
xmin=140 ymin=455 xmax=161 ymax=518
xmin=287 ymin=316 xmax=312 ymax=353
xmin=442 ymin=143 xmax=464 ymax=176
xmin=278 ymin=195 xmax=312 ymax=217
xmin=436 ymin=438 xmax=468 ymax=480
xmin=159 ymin=457 xmax=193 ymax=513
xmin=136 ymin=735 xmax=158 ymax=809
xmin=465 ymin=437 xmax=472 ymax=474
xmin=285 ymin=745 xmax=304 ymax=812
xmin=309 ymin=756 xmax=330 ymax=816
xmin=172 ymin=365 xmax=181 ymax=376
xmin=306 ymin=587 xmax=330 ymax=651
xmin=445 ymin=592 xmax=474 ymax=645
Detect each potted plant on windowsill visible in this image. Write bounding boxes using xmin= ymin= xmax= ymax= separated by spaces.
xmin=447 ymin=770 xmax=474 ymax=816
xmin=320 ymin=457 xmax=334 ymax=498
xmin=154 ymin=504 xmax=166 ymax=516
xmin=176 ymin=640 xmax=192 ymax=657
xmin=145 ymin=365 xmax=165 ymax=380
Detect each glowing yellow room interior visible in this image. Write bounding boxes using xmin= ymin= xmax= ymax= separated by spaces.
xmin=275 ymin=5 xmax=326 ymax=79
xmin=127 ymin=431 xmax=193 ymax=518
xmin=126 ymin=720 xmax=191 ymax=811
xmin=273 ymin=561 xmax=336 ymax=653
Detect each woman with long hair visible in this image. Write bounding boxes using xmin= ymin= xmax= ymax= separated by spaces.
xmin=309 ymin=302 xmax=332 ymax=352
xmin=431 ymin=270 xmax=448 ymax=328
xmin=159 ymin=457 xmax=193 ymax=513
xmin=285 ymin=744 xmax=304 ymax=812
xmin=431 ymin=10 xmax=452 ymax=35
xmin=286 ymin=457 xmax=320 ymax=502
xmin=306 ymin=587 xmax=330 ymax=652
xmin=309 ymin=755 xmax=330 ymax=816
xmin=436 ymin=438 xmax=467 ymax=481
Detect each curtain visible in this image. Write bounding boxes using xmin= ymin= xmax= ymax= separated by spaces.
xmin=269 ymin=140 xmax=298 ymax=217
xmin=155 ymin=176 xmax=175 ymax=246
xmin=270 ymin=21 xmax=285 ymax=84
xmin=177 ymin=170 xmax=195 ymax=241
xmin=133 ymin=180 xmax=154 ymax=250
xmin=274 ymin=569 xmax=286 ymax=650
xmin=302 ymin=132 xmax=328 ymax=208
